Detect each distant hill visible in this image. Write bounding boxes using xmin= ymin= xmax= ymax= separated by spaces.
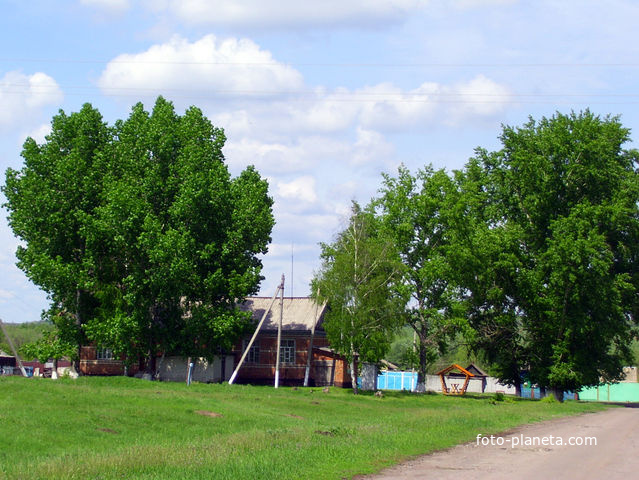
xmin=0 ymin=321 xmax=53 ymax=355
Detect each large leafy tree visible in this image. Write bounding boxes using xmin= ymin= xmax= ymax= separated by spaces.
xmin=451 ymin=160 xmax=528 ymax=394
xmin=4 ymin=97 xmax=274 ymax=373
xmin=312 ymin=203 xmax=405 ymax=393
xmin=376 ymin=166 xmax=468 ymax=391
xmin=466 ymin=111 xmax=639 ymax=398
xmin=91 ymin=98 xmax=274 ymax=371
xmin=3 ymin=104 xmax=111 ymax=363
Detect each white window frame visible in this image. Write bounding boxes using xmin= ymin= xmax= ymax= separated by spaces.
xmin=242 ymin=339 xmax=260 ymax=364
xmin=96 ymin=348 xmax=114 ymax=360
xmin=280 ymin=339 xmax=295 ymax=364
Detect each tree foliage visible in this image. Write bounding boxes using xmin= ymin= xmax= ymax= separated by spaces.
xmin=462 ymin=111 xmax=639 ymax=395
xmin=376 ymin=166 xmax=469 ymax=390
xmin=3 ymin=97 xmax=274 ymax=370
xmin=312 ymin=203 xmax=405 ymax=393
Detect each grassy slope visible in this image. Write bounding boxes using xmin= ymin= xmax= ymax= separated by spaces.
xmin=0 ymin=376 xmax=606 ymax=480
xmin=0 ymin=321 xmax=53 ymax=356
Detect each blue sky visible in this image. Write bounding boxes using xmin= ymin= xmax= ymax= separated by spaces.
xmin=2 ymin=0 xmax=639 ymax=323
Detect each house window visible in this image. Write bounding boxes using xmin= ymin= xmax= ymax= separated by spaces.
xmin=280 ymin=339 xmax=295 ymax=364
xmin=242 ymin=340 xmax=260 ymax=364
xmin=96 ymin=348 xmax=114 ymax=360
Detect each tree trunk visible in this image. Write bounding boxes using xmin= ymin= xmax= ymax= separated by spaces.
xmin=144 ymin=304 xmax=160 ymax=379
xmin=350 ymin=351 xmax=358 ymax=395
xmin=51 ymin=357 xmax=59 ymax=380
xmin=144 ymin=351 xmax=157 ymax=378
xmin=539 ymin=386 xmax=547 ymax=399
xmin=550 ymin=386 xmax=564 ymax=402
xmin=415 ymin=330 xmax=428 ymax=393
xmin=515 ymin=382 xmax=522 ymax=397
xmin=74 ymin=289 xmax=84 ymax=376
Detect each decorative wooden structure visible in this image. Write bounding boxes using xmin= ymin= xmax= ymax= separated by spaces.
xmin=436 ymin=363 xmax=475 ymax=395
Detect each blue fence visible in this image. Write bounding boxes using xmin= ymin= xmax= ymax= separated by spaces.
xmin=520 ymin=386 xmax=575 ymax=400
xmin=360 ymin=371 xmax=576 ymax=400
xmin=357 ymin=371 xmax=418 ymax=391
xmin=376 ymin=371 xmax=418 ymax=391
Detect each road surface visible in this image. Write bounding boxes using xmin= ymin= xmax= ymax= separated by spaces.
xmin=362 ymin=406 xmax=638 ymax=480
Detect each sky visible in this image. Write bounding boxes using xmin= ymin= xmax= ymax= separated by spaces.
xmin=1 ymin=0 xmax=639 ymax=323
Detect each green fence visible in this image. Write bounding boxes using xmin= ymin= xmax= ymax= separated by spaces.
xmin=578 ymin=383 xmax=639 ymax=402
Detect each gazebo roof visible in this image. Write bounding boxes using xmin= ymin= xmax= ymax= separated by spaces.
xmin=448 ymin=363 xmax=487 ymax=378
xmin=436 ymin=363 xmax=475 ymax=377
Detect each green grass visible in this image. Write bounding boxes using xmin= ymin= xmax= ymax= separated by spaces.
xmin=0 ymin=376 xmax=607 ymax=480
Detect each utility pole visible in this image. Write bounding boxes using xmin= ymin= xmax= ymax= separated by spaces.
xmin=304 ymin=292 xmax=325 ymax=387
xmin=274 ymin=274 xmax=284 ymax=388
xmin=228 ymin=276 xmax=285 ymax=385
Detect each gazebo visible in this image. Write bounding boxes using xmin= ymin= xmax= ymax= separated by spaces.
xmin=436 ymin=363 xmax=475 ymax=395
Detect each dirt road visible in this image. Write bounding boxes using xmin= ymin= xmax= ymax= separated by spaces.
xmin=363 ymin=407 xmax=638 ymax=480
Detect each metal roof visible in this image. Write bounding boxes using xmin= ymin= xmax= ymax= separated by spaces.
xmin=239 ymin=297 xmax=326 ymax=332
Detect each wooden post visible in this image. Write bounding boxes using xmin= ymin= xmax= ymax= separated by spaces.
xmin=0 ymin=318 xmax=28 ymax=377
xmin=229 ymin=278 xmax=284 ymax=385
xmin=274 ymin=274 xmax=284 ymax=388
xmin=304 ymin=294 xmax=325 ymax=387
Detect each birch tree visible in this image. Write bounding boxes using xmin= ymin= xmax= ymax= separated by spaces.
xmin=312 ymin=203 xmax=405 ymax=394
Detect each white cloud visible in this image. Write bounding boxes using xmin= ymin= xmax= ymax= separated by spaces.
xmin=276 ymin=176 xmax=318 ymax=205
xmin=352 ymin=127 xmax=395 ymax=166
xmin=99 ymin=36 xmax=512 ymax=142
xmin=265 ymin=242 xmax=317 ymax=258
xmin=162 ymin=0 xmax=429 ymax=28
xmin=445 ymin=74 xmax=513 ymax=123
xmin=224 ymin=136 xmax=351 ymax=174
xmin=219 ymin=77 xmax=511 ymax=140
xmin=0 ymin=71 xmax=62 ymax=130
xmin=98 ymin=34 xmax=303 ymax=97
xmin=23 ymin=123 xmax=52 ymax=145
xmin=276 ymin=212 xmax=342 ymax=243
xmin=356 ymin=75 xmax=512 ymax=130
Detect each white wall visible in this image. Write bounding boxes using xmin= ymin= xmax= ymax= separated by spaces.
xmin=424 ymin=374 xmax=516 ymax=394
xmin=158 ymin=355 xmax=234 ymax=383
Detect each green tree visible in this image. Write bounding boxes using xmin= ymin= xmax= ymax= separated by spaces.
xmin=376 ymin=166 xmax=468 ymax=391
xmin=20 ymin=311 xmax=79 ymax=375
xmin=4 ymin=97 xmax=274 ymax=374
xmin=3 ymin=104 xmax=111 ymax=363
xmin=90 ymin=98 xmax=274 ymax=373
xmin=466 ymin=111 xmax=639 ymax=399
xmin=312 ymin=203 xmax=404 ymax=393
xmin=449 ymin=160 xmax=529 ymax=395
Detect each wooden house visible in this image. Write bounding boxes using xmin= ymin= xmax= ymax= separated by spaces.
xmin=78 ymin=296 xmax=354 ymax=387
xmin=232 ymin=297 xmax=353 ymax=387
xmin=79 ymin=346 xmax=139 ymax=376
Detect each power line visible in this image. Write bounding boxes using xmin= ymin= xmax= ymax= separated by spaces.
xmin=2 ymin=58 xmax=639 ymax=68
xmin=3 ymin=83 xmax=639 ymax=105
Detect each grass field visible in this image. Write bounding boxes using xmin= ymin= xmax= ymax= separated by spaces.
xmin=0 ymin=376 xmax=607 ymax=480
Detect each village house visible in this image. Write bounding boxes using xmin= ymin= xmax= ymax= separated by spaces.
xmin=79 ymin=296 xmax=353 ymax=387
xmin=79 ymin=346 xmax=137 ymax=376
xmin=232 ymin=296 xmax=353 ymax=387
